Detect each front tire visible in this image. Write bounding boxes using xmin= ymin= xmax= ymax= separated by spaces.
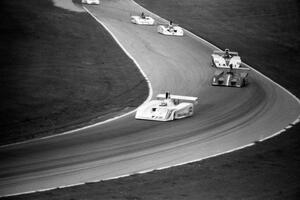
xmin=242 ymin=79 xmax=246 ymax=87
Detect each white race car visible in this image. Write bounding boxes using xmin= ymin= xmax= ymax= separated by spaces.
xmin=131 ymin=13 xmax=155 ymax=25
xmin=157 ymin=22 xmax=184 ymax=36
xmin=211 ymin=49 xmax=242 ymax=69
xmin=135 ymin=92 xmax=198 ymax=121
xmin=81 ymin=0 xmax=100 ymax=5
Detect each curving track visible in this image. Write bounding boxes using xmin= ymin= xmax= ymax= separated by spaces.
xmin=0 ymin=0 xmax=299 ymax=196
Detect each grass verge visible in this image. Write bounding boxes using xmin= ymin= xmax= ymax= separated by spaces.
xmin=0 ymin=0 xmax=148 ymax=146
xmin=4 ymin=126 xmax=299 ymax=200
xmin=136 ymin=0 xmax=300 ymax=97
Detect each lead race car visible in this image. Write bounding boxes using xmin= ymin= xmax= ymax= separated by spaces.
xmin=157 ymin=21 xmax=184 ymax=36
xmin=131 ymin=12 xmax=155 ymax=25
xmin=135 ymin=92 xmax=198 ymax=121
xmin=81 ymin=0 xmax=100 ymax=5
xmin=211 ymin=64 xmax=249 ymax=88
xmin=211 ymin=49 xmax=248 ymax=69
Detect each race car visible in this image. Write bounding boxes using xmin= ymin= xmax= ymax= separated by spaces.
xmin=131 ymin=12 xmax=155 ymax=25
xmin=157 ymin=21 xmax=184 ymax=36
xmin=211 ymin=49 xmax=243 ymax=69
xmin=211 ymin=65 xmax=248 ymax=88
xmin=81 ymin=0 xmax=100 ymax=5
xmin=135 ymin=92 xmax=198 ymax=121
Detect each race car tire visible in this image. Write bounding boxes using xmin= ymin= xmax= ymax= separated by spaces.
xmin=172 ymin=112 xmax=176 ymax=120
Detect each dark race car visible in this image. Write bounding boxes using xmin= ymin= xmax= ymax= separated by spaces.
xmin=211 ymin=65 xmax=249 ymax=88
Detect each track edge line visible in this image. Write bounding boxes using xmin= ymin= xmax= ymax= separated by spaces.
xmin=0 ymin=5 xmax=153 ymax=149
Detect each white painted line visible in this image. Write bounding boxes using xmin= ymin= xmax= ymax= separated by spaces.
xmin=2 ymin=1 xmax=300 ymax=198
xmin=82 ymin=6 xmax=153 ymax=102
xmin=285 ymin=125 xmax=293 ymax=129
xmin=259 ymin=129 xmax=285 ymax=142
xmin=130 ymin=0 xmax=300 ymax=143
xmin=84 ymin=180 xmax=103 ymax=183
xmin=292 ymin=118 xmax=300 ymax=125
xmin=36 ymin=187 xmax=59 ymax=192
xmin=0 ymin=184 xmax=86 ymax=198
xmin=0 ymin=187 xmax=58 ymax=198
xmin=0 ymin=6 xmax=153 ymax=149
xmin=58 ymin=182 xmax=85 ymax=189
xmin=102 ymin=174 xmax=132 ymax=181
xmin=137 ymin=169 xmax=153 ymax=174
xmin=1 ymin=143 xmax=256 ymax=198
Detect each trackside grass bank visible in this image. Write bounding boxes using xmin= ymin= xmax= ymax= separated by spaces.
xmin=4 ymin=126 xmax=299 ymax=200
xmin=136 ymin=0 xmax=300 ymax=97
xmin=0 ymin=0 xmax=148 ymax=145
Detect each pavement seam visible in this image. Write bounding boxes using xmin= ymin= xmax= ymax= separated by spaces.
xmin=130 ymin=0 xmax=300 ymax=139
xmin=1 ymin=0 xmax=300 ymax=197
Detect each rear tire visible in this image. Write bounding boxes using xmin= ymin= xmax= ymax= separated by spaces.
xmin=173 ymin=112 xmax=176 ymax=120
xmin=242 ymin=79 xmax=246 ymax=87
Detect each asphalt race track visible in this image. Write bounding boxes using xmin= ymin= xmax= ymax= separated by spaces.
xmin=0 ymin=0 xmax=299 ymax=196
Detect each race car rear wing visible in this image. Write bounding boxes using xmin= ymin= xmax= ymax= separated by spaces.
xmin=213 ymin=50 xmax=239 ymax=56
xmin=156 ymin=94 xmax=198 ymax=102
xmin=240 ymin=72 xmax=248 ymax=78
